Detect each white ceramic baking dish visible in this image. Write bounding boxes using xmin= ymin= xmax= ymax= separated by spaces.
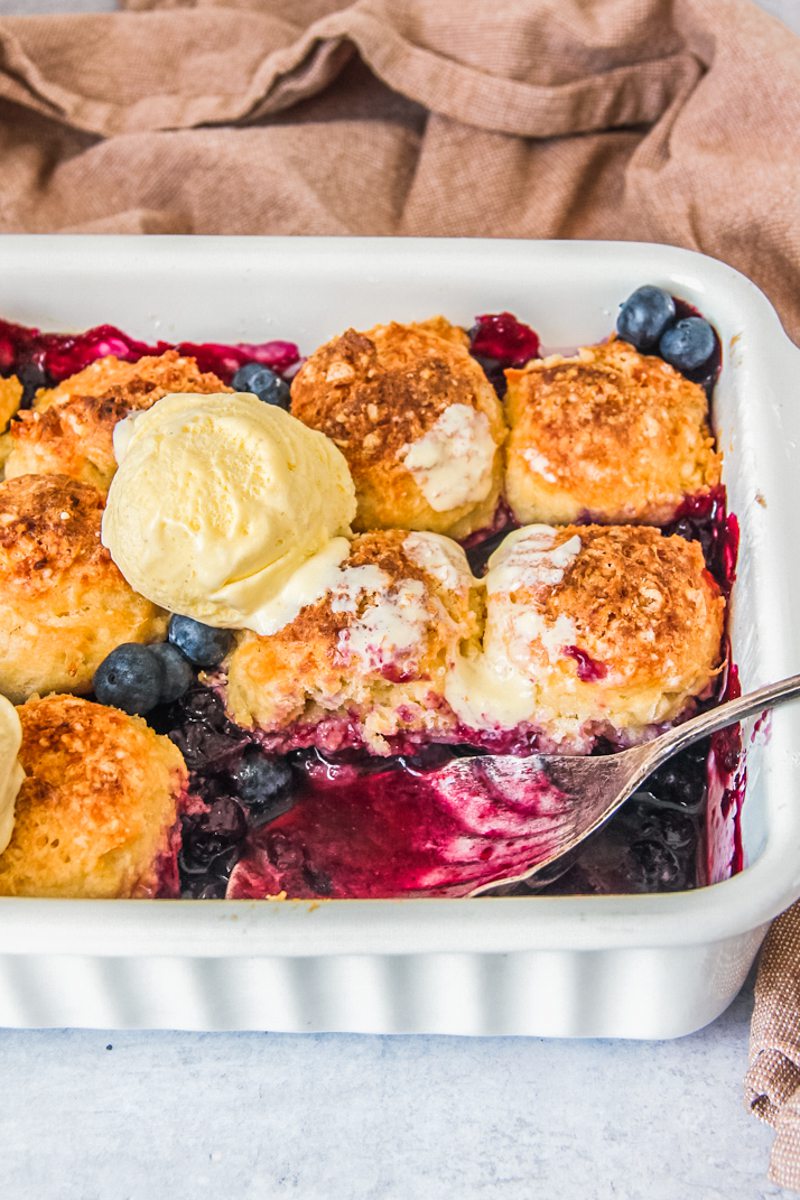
xmin=0 ymin=235 xmax=797 ymax=1039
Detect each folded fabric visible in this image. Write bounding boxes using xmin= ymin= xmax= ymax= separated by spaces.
xmin=0 ymin=0 xmax=799 ymax=339
xmin=747 ymin=902 xmax=800 ymax=1190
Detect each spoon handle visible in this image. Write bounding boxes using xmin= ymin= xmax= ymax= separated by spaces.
xmin=644 ymin=672 xmax=800 ymax=771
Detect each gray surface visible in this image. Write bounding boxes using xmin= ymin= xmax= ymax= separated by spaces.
xmin=0 ymin=973 xmax=796 ymax=1200
xmin=0 ymin=1 xmax=799 ymax=1197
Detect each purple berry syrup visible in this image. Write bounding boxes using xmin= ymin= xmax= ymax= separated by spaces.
xmin=0 ymin=317 xmax=299 ymax=405
xmin=0 ymin=308 xmax=741 ymax=900
xmin=468 ymin=312 xmax=541 ymax=395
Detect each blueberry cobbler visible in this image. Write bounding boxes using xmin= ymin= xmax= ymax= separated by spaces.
xmin=0 ymin=287 xmax=741 ymax=900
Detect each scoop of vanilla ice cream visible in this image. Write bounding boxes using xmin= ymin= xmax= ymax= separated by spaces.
xmin=102 ymin=392 xmax=357 ymax=629
xmin=0 ymin=697 xmax=24 ymax=855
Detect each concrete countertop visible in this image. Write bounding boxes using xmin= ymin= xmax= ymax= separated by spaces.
xmin=0 ymin=972 xmax=794 ymax=1200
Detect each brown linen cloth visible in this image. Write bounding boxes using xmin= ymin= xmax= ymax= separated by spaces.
xmin=2 ymin=0 xmax=800 ymax=1183
xmin=747 ymin=903 xmax=800 ymax=1190
xmin=1 ymin=0 xmax=800 ymax=337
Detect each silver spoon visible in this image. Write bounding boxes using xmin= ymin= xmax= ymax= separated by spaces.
xmin=467 ymin=672 xmax=800 ymax=897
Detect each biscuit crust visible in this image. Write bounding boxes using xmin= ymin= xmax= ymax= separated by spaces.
xmin=0 ymin=694 xmax=187 ymax=898
xmin=223 ymin=529 xmax=481 ymax=753
xmin=291 ymin=319 xmax=506 ymax=540
xmin=0 ymin=474 xmax=166 ymax=702
xmin=480 ymin=523 xmax=725 ymax=746
xmin=5 ymin=351 xmax=230 ymax=492
xmin=504 ymin=339 xmax=721 ymax=525
xmin=0 ymin=375 xmax=22 ymax=432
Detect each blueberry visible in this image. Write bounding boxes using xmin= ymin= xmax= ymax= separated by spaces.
xmin=655 ymin=810 xmax=697 ymax=852
xmin=670 ymin=519 xmax=697 ymax=543
xmin=231 ymin=362 xmax=291 ymax=409
xmin=169 ymin=723 xmax=244 ymax=772
xmin=616 ymin=286 xmax=676 ymax=351
xmin=17 ymin=361 xmax=50 ymax=408
xmin=231 ymin=750 xmax=294 ymax=823
xmin=181 ymin=687 xmax=228 ymax=728
xmin=182 ymin=879 xmax=227 ymax=900
xmin=94 ymin=643 xmax=165 ymax=715
xmin=659 ymin=317 xmax=716 ymax=372
xmin=630 ymin=838 xmax=685 ymax=891
xmin=150 ymin=642 xmax=195 ymax=704
xmin=650 ymin=765 xmax=701 ymax=809
xmin=168 ymin=615 xmax=233 ymax=668
xmin=303 ymin=865 xmax=333 ymax=896
xmin=181 ymin=798 xmax=247 ymax=872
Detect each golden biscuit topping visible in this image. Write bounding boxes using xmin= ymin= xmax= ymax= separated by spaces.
xmin=6 ymin=351 xmax=233 ymax=492
xmin=445 ymin=523 xmax=725 ymax=744
xmin=508 ymin=524 xmax=723 ymax=687
xmin=290 ymin=319 xmax=506 ymax=539
xmin=0 ymin=375 xmax=22 ymax=431
xmin=277 ymin=529 xmax=465 ymax=655
xmin=0 ymin=474 xmax=106 ymax=589
xmin=504 ymin=339 xmax=721 ymax=525
xmin=222 ymin=529 xmax=481 ymax=751
xmin=0 ymin=694 xmax=186 ymax=898
xmin=32 ymin=349 xmax=229 ymax=412
xmin=292 ymin=322 xmax=491 ymax=470
xmin=0 ymin=471 xmax=166 ymax=703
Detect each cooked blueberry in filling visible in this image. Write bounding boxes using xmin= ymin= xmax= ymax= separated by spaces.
xmin=168 ymin=720 xmax=246 ymax=774
xmin=616 ymin=285 xmax=676 ymax=351
xmin=94 ymin=643 xmax=165 ymax=716
xmin=179 ymin=798 xmax=247 ymax=897
xmin=536 ymin=778 xmax=703 ymax=895
xmin=168 ymin=615 xmax=233 ymax=668
xmin=231 ymin=362 xmax=291 ymax=409
xmin=231 ymin=750 xmax=294 ymax=824
xmin=16 ymin=361 xmax=51 ymax=408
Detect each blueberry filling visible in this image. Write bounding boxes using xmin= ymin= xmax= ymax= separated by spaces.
xmin=468 ymin=312 xmax=541 ymax=395
xmin=0 ymin=317 xmax=299 ymax=387
xmin=3 ymin=306 xmax=738 ymax=900
xmin=16 ymin=361 xmax=51 ymax=409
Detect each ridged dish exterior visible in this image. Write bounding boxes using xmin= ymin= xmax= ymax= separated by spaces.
xmin=0 ymin=931 xmax=766 ymax=1037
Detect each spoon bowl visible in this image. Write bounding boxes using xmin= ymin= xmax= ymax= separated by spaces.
xmin=467 ymin=673 xmax=800 ymax=896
